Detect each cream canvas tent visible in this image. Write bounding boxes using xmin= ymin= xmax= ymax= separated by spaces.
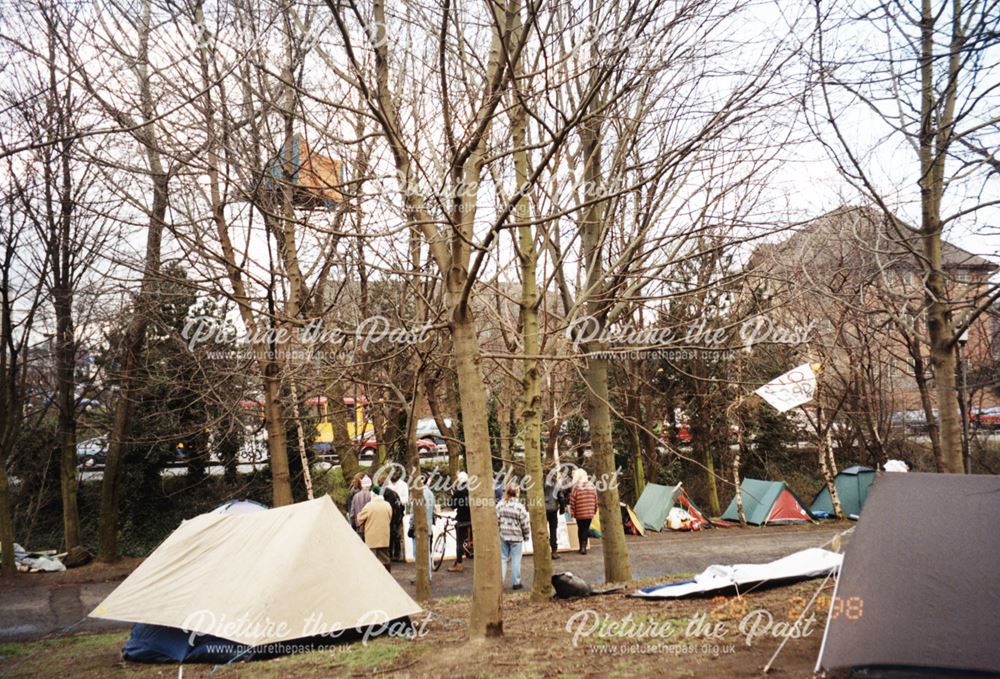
xmin=91 ymin=496 xmax=421 ymax=652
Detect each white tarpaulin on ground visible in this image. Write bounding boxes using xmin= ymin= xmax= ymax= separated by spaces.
xmin=755 ymin=363 xmax=818 ymax=413
xmin=90 ymin=496 xmax=421 ymax=645
xmin=633 ymin=548 xmax=843 ymax=599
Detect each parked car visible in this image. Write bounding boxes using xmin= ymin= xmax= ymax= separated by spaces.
xmin=890 ymin=410 xmax=929 ymax=432
xmin=357 ymin=432 xmax=438 ymax=454
xmin=972 ymin=407 xmax=1000 ymax=429
xmin=76 ymin=436 xmax=107 ymax=468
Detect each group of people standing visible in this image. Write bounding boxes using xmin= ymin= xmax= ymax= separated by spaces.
xmin=345 ymin=464 xmax=603 ymax=590
xmin=449 ymin=465 xmax=601 ymax=590
xmin=347 ymin=471 xmax=409 ymax=571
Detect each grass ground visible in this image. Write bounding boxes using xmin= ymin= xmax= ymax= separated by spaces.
xmin=0 ymin=578 xmax=834 ymax=679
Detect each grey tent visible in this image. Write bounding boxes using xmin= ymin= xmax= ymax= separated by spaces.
xmin=810 ymin=465 xmax=875 ymax=518
xmin=721 ymin=478 xmax=813 ymax=525
xmin=816 ymin=472 xmax=1000 ymax=675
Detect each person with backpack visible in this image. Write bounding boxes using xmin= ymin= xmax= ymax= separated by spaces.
xmin=569 ymin=468 xmax=598 ymax=555
xmin=496 ymin=483 xmax=531 ymax=590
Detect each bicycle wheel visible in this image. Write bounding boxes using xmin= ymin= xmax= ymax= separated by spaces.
xmin=432 ymin=531 xmax=447 ymax=571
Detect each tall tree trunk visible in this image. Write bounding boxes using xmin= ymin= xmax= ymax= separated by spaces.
xmin=43 ymin=19 xmax=81 ymax=552
xmin=632 ymin=429 xmax=646 ymax=502
xmin=578 ymin=115 xmax=631 ymax=583
xmin=626 ymin=383 xmax=646 ymax=502
xmin=408 ymin=215 xmax=432 ymax=603
xmin=691 ymin=369 xmax=721 ymax=516
xmin=288 ymin=382 xmax=314 ymax=500
xmin=733 ymin=419 xmax=747 ymax=527
xmin=450 ymin=310 xmax=504 ymax=636
xmin=0 ymin=216 xmax=33 ymax=574
xmin=582 ymin=355 xmax=632 ymax=582
xmin=698 ymin=437 xmax=721 ymax=517
xmin=54 ymin=288 xmax=80 ymax=550
xmin=497 ymin=398 xmax=512 ymax=468
xmin=338 ymin=0 xmax=511 ymax=637
xmin=907 ymin=336 xmax=942 ymax=465
xmin=815 ymin=405 xmax=843 ymax=518
xmin=407 ymin=384 xmax=432 ymax=602
xmin=263 ymin=360 xmax=293 ymax=506
xmin=98 ymin=0 xmax=167 ymax=562
xmin=918 ymin=0 xmax=962 ymax=473
xmin=330 ymin=390 xmax=361 ymax=480
xmin=0 ymin=457 xmax=13 ymax=574
xmin=512 ymin=53 xmax=551 ymax=598
xmin=98 ymin=197 xmax=164 ymax=561
xmin=193 ymin=2 xmax=295 ymax=505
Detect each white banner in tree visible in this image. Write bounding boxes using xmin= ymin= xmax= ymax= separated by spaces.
xmin=755 ymin=363 xmax=817 ymax=412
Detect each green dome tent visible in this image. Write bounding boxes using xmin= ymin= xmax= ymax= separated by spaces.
xmin=632 ymin=482 xmax=709 ymax=531
xmin=722 ymin=478 xmax=814 ymax=525
xmin=810 ymin=465 xmax=875 ymax=518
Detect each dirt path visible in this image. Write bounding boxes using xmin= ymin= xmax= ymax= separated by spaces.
xmin=397 ymin=524 xmax=848 ymax=599
xmin=0 ymin=524 xmax=848 ymax=643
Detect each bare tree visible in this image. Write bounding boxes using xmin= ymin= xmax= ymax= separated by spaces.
xmin=0 ymin=180 xmax=50 ymax=574
xmin=811 ymin=0 xmax=1000 ymax=472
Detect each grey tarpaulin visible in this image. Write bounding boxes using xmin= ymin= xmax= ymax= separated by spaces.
xmin=815 ymin=472 xmax=1000 ymax=675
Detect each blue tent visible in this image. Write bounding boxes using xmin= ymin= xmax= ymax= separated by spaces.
xmin=209 ymin=499 xmax=267 ymax=515
xmin=123 ymin=623 xmax=249 ymax=663
xmin=122 ymin=620 xmax=413 ymax=663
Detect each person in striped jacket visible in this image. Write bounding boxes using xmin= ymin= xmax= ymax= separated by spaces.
xmin=569 ymin=468 xmax=598 ymax=554
xmin=496 ymin=483 xmax=531 ymax=590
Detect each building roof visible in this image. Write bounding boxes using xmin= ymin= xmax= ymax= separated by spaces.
xmin=752 ymin=206 xmax=997 ymax=276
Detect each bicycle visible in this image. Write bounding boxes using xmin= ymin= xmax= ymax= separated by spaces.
xmin=431 ymin=514 xmax=474 ymax=571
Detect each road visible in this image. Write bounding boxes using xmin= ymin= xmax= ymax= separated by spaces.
xmin=0 ymin=524 xmax=848 ymax=643
xmin=72 ymin=455 xmax=453 ymax=482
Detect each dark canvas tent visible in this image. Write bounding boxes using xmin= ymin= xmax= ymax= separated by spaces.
xmin=721 ymin=478 xmax=813 ymax=525
xmin=632 ymin=483 xmax=709 ymax=531
xmin=810 ymin=465 xmax=875 ymax=518
xmin=816 ymin=472 xmax=1000 ymax=675
xmin=591 ymin=502 xmax=645 ymax=536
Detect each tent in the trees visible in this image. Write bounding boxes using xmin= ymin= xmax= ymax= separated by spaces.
xmin=632 ymin=482 xmax=710 ymax=531
xmin=816 ymin=472 xmax=1000 ymax=675
xmin=256 ymin=134 xmax=344 ymax=209
xmin=810 ymin=465 xmax=875 ymax=518
xmin=721 ymin=478 xmax=813 ymax=525
xmin=91 ymin=496 xmax=420 ymax=663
